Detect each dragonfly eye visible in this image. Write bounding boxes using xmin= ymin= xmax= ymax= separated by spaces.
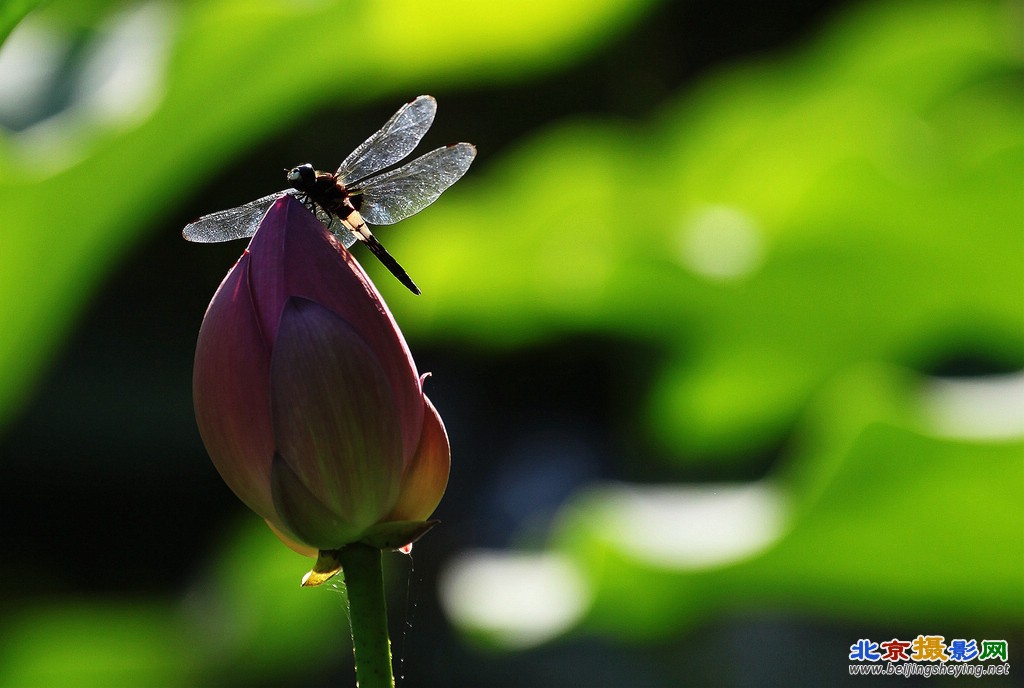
xmin=286 ymin=164 xmax=315 ymax=187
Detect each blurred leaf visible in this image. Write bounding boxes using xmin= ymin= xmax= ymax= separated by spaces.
xmin=0 ymin=0 xmax=38 ymax=47
xmin=388 ymin=0 xmax=1024 ymax=460
xmin=549 ymin=364 xmax=1024 ymax=640
xmin=0 ymin=519 xmax=420 ymax=686
xmin=0 ymin=602 xmax=192 ymax=688
xmin=0 ymin=0 xmax=657 ymax=429
xmin=184 ymin=520 xmax=349 ymax=684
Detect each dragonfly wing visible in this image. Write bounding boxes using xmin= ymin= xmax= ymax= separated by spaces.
xmin=355 ymin=143 xmax=476 ymax=226
xmin=335 ymin=95 xmax=437 ymax=186
xmin=318 ymin=209 xmax=359 ymax=248
xmin=182 ymin=191 xmax=286 ymax=242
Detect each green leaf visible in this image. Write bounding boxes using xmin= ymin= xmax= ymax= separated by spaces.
xmin=0 ymin=0 xmax=39 ymax=48
xmin=0 ymin=0 xmax=656 ymax=429
xmin=0 ymin=602 xmax=193 ymax=687
xmin=550 ymin=365 xmax=1024 ymax=639
xmin=385 ymin=0 xmax=1024 ymax=459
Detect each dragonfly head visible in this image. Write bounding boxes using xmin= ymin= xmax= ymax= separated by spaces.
xmin=286 ymin=163 xmax=316 ymax=190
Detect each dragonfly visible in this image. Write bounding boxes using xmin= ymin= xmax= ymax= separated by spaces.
xmin=182 ymin=95 xmax=476 ymax=295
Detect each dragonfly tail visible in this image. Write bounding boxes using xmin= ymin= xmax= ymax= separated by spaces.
xmin=360 ymin=234 xmax=421 ymax=295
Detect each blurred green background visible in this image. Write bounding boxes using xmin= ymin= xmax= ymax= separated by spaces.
xmin=1 ymin=0 xmax=1022 ymax=686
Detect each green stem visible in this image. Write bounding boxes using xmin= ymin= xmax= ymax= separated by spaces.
xmin=338 ymin=543 xmax=394 ymax=688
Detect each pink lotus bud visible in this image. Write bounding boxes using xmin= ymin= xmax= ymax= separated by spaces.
xmin=193 ymin=195 xmax=449 ymax=556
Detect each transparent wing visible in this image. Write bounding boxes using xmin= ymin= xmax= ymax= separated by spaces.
xmin=335 ymin=95 xmax=437 ymax=187
xmin=182 ymin=191 xmax=286 ymax=242
xmin=354 ymin=143 xmax=476 ymax=226
xmin=317 ymin=208 xmax=359 ymax=248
